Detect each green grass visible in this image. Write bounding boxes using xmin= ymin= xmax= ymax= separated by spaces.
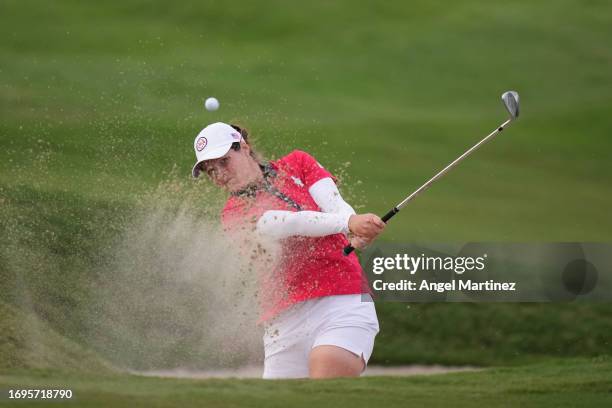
xmin=1 ymin=0 xmax=612 ymax=379
xmin=372 ymin=303 xmax=612 ymax=366
xmin=0 ymin=301 xmax=113 ymax=373
xmin=1 ymin=0 xmax=611 ymax=240
xmin=1 ymin=357 xmax=611 ymax=407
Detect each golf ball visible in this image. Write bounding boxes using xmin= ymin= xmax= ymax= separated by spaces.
xmin=205 ymin=97 xmax=219 ymax=111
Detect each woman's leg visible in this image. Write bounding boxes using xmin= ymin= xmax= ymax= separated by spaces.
xmin=308 ymin=345 xmax=365 ymax=378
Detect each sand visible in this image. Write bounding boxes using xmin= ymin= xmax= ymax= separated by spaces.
xmin=134 ymin=364 xmax=478 ymax=379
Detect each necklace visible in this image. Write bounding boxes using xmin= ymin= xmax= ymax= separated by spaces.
xmin=231 ymin=163 xmax=302 ymax=211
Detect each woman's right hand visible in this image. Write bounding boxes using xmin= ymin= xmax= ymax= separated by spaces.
xmin=348 ymin=213 xmax=386 ymax=240
xmin=350 ymin=235 xmax=372 ymax=250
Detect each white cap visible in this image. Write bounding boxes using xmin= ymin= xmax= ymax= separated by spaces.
xmin=191 ymin=122 xmax=242 ymax=178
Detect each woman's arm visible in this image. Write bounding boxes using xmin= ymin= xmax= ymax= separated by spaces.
xmin=256 ymin=210 xmax=349 ymax=240
xmin=308 ymin=177 xmax=385 ymax=243
xmin=308 ymin=177 xmax=356 ymax=221
xmin=256 ymin=177 xmax=355 ymax=240
xmin=256 ymin=177 xmax=384 ymax=243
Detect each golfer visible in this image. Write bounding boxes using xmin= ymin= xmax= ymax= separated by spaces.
xmin=191 ymin=122 xmax=385 ymax=379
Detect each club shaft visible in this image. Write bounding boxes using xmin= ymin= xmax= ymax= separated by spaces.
xmin=343 ymin=117 xmax=514 ymax=256
xmin=395 ymin=118 xmax=513 ymax=210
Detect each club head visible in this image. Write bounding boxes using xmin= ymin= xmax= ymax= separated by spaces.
xmin=501 ymin=91 xmax=519 ymax=119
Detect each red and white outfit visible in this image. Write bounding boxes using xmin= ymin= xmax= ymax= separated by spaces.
xmin=221 ymin=150 xmax=379 ymax=379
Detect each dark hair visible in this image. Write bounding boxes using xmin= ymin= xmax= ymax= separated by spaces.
xmin=229 ymin=123 xmax=264 ymax=164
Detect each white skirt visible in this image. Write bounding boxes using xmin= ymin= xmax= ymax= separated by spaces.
xmin=262 ymin=294 xmax=380 ymax=379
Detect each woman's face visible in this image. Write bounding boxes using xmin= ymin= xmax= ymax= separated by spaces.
xmin=201 ymin=142 xmax=262 ymax=191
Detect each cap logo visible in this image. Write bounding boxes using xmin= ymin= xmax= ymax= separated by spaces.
xmin=196 ymin=137 xmax=208 ymax=152
xmin=231 ymin=132 xmax=241 ymax=140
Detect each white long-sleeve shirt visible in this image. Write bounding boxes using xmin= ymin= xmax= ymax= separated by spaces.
xmin=256 ymin=177 xmax=355 ymax=240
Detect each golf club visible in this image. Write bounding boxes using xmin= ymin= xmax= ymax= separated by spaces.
xmin=344 ymin=91 xmax=520 ymax=255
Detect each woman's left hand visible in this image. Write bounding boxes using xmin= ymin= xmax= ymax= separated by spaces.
xmin=348 ymin=213 xmax=385 ymax=240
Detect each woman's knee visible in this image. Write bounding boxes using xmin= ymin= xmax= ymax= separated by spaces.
xmin=309 ymin=345 xmax=365 ymax=379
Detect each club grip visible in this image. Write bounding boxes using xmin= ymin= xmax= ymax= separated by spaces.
xmin=381 ymin=207 xmax=399 ymax=222
xmin=343 ymin=207 xmax=399 ymax=256
xmin=343 ymin=245 xmax=356 ymax=256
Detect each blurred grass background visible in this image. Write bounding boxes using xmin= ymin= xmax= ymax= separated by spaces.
xmin=1 ymin=0 xmax=611 ymax=371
